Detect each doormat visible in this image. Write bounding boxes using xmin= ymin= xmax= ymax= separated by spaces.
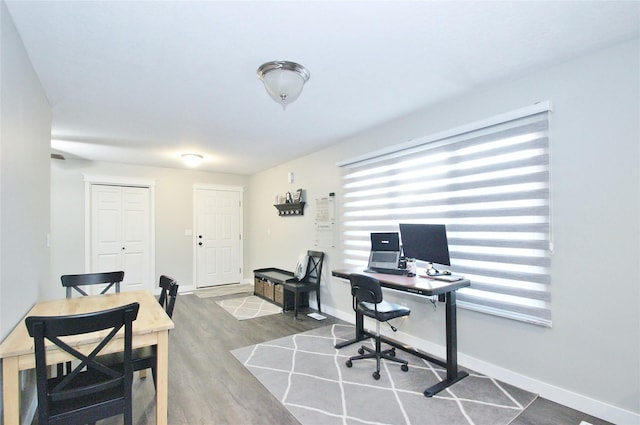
xmin=216 ymin=295 xmax=281 ymax=320
xmin=232 ymin=324 xmax=538 ymax=425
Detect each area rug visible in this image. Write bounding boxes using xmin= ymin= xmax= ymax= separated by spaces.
xmin=195 ymin=282 xmax=253 ymax=298
xmin=232 ymin=324 xmax=537 ymax=425
xmin=215 ymin=295 xmax=281 ymax=320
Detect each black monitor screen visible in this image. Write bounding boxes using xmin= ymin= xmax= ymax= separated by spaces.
xmin=399 ymin=223 xmax=451 ymax=266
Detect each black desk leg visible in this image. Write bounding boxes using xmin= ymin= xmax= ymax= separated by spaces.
xmin=423 ymin=290 xmax=468 ymax=397
xmin=335 ymin=310 xmax=371 ymax=349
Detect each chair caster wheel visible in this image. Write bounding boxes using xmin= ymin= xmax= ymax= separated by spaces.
xmin=358 ymin=347 xmax=365 ymax=355
xmin=346 ymin=360 xmax=353 ymax=368
xmin=401 ymin=364 xmax=409 ymax=372
xmin=373 ymin=371 xmax=380 ymax=380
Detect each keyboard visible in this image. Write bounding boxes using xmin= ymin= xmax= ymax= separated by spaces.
xmin=365 ymin=267 xmax=407 ymax=276
xmin=421 ymin=274 xmax=463 ymax=282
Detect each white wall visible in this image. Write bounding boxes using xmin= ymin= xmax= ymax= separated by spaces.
xmin=0 ymin=0 xmax=51 ymax=342
xmin=49 ymin=159 xmax=250 ymax=300
xmin=0 ymin=0 xmax=51 ymax=420
xmin=248 ymin=38 xmax=640 ymax=423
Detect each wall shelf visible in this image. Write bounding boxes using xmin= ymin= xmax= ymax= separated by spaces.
xmin=274 ymin=202 xmax=305 ymax=216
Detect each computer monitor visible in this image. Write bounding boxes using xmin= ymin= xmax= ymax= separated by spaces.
xmin=399 ymin=223 xmax=451 ymax=272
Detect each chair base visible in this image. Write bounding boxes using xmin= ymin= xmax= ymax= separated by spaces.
xmin=345 ymin=337 xmax=409 ymax=380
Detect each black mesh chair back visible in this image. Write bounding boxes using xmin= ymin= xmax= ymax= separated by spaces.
xmin=61 ymin=270 xmax=125 ymax=298
xmin=283 ymin=250 xmax=324 ymax=319
xmin=345 ymin=274 xmax=411 ymax=380
xmin=25 ymin=302 xmax=139 ymax=425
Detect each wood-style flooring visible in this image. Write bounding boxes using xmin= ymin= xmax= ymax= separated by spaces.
xmin=35 ymin=291 xmax=612 ymax=424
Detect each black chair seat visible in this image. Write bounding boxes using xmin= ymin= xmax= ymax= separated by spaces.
xmin=358 ymin=300 xmax=411 ymax=322
xmin=48 ymin=368 xmax=126 ymax=419
xmin=100 ymin=345 xmax=157 ymax=383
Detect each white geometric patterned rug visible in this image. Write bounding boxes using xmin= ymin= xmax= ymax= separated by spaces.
xmin=216 ymin=295 xmax=281 ymax=320
xmin=232 ymin=324 xmax=538 ymax=425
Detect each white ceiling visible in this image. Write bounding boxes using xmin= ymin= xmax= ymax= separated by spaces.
xmin=6 ymin=1 xmax=640 ymax=175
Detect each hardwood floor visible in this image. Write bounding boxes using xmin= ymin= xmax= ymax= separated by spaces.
xmin=36 ymin=292 xmax=612 ymax=424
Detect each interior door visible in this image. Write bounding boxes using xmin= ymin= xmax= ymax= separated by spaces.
xmin=195 ymin=188 xmax=242 ymax=287
xmin=91 ymin=184 xmax=150 ymax=292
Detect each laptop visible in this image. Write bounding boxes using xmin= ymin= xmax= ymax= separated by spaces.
xmin=365 ymin=232 xmax=403 ymax=274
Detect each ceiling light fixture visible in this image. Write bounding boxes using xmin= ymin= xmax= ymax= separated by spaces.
xmin=181 ymin=153 xmax=203 ymax=167
xmin=257 ymin=61 xmax=310 ymax=110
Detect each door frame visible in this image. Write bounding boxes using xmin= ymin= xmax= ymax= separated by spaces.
xmin=83 ymin=174 xmax=156 ymax=292
xmin=193 ymin=183 xmax=244 ymax=288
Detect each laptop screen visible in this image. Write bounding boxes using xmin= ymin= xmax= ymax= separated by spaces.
xmin=370 ymin=232 xmax=400 ymax=252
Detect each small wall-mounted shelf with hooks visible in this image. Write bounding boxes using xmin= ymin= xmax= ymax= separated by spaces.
xmin=274 ymin=202 xmax=305 ymax=216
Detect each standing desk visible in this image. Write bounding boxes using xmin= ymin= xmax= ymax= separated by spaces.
xmin=332 ymin=268 xmax=470 ymax=397
xmin=0 ymin=290 xmax=174 ymax=425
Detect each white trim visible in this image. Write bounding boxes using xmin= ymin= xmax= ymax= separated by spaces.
xmin=193 ymin=183 xmax=244 ymax=192
xmin=83 ymin=173 xmax=156 ymax=187
xmin=83 ymin=175 xmax=156 ymax=292
xmin=337 ymin=101 xmax=553 ymax=167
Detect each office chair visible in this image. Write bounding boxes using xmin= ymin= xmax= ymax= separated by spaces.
xmin=61 ymin=270 xmax=125 ymax=298
xmin=283 ymin=250 xmax=324 ymax=319
xmin=25 ymin=302 xmax=139 ymax=425
xmin=345 ymin=273 xmax=410 ymax=380
xmin=100 ymin=275 xmax=178 ymax=389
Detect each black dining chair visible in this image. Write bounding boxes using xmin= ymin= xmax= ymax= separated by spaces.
xmin=61 ymin=270 xmax=125 ymax=298
xmin=58 ymin=270 xmax=125 ymax=376
xmin=25 ymin=302 xmax=139 ymax=425
xmin=283 ymin=250 xmax=324 ymax=319
xmin=100 ymin=275 xmax=179 ymax=389
xmin=345 ymin=273 xmax=411 ymax=380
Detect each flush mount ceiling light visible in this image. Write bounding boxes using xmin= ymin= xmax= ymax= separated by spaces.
xmin=257 ymin=61 xmax=310 ymax=110
xmin=181 ymin=153 xmax=203 ymax=167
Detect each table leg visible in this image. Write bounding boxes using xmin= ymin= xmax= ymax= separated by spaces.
xmin=156 ymin=330 xmax=169 ymax=425
xmin=423 ymin=290 xmax=468 ymax=397
xmin=2 ymin=356 xmax=20 ymax=425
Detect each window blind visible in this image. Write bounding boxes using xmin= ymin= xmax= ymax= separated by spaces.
xmin=339 ymin=105 xmax=552 ymax=327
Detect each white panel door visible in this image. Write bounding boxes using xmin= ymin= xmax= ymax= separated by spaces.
xmin=195 ymin=188 xmax=241 ymax=287
xmin=91 ymin=185 xmax=150 ymax=292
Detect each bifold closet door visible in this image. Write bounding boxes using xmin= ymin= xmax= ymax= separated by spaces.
xmin=90 ymin=184 xmax=151 ymax=292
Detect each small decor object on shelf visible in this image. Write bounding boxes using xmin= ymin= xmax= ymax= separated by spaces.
xmin=285 ymin=192 xmax=293 ymax=203
xmin=293 ymin=188 xmax=303 ymax=203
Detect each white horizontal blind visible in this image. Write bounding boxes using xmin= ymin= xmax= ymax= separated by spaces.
xmin=340 ymin=108 xmax=552 ymax=326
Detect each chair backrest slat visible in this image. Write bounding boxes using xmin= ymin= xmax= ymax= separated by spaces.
xmin=61 ymin=271 xmax=124 ymax=298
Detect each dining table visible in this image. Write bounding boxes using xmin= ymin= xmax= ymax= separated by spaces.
xmin=0 ymin=289 xmax=175 ymax=425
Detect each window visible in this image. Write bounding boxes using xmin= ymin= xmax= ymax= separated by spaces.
xmin=338 ymin=103 xmax=552 ymax=327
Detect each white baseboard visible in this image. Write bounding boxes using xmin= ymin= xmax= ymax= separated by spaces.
xmin=321 ymin=305 xmax=639 ymax=425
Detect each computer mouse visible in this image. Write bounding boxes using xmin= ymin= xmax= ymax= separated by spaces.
xmin=442 ymin=270 xmax=451 ymax=275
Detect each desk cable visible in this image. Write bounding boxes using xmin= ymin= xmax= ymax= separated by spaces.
xmin=429 ymin=295 xmax=438 ymax=310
